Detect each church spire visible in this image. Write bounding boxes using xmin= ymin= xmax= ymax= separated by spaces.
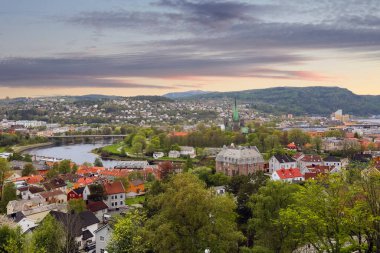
xmin=233 ymin=97 xmax=239 ymax=122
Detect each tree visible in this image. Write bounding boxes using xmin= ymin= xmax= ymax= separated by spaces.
xmin=131 ymin=142 xmax=143 ymax=156
xmin=312 ymin=136 xmax=322 ymax=153
xmin=0 ymin=158 xmax=10 ymax=193
xmin=68 ymin=199 xmax=86 ymax=213
xmin=183 ymin=156 xmax=193 ymax=172
xmin=279 ymin=176 xmax=352 ymax=253
xmin=144 ymin=173 xmax=244 ymax=253
xmin=94 ymin=158 xmax=103 ymax=167
xmin=288 ymin=129 xmax=310 ymax=147
xmin=0 ymin=224 xmax=24 ymax=253
xmin=249 ymin=181 xmax=301 ymax=253
xmin=88 ymin=184 xmax=105 ymax=202
xmin=22 ymin=163 xmax=37 ymax=176
xmin=58 ymin=160 xmax=71 ymax=174
xmin=0 ymin=183 xmax=17 ymax=213
xmin=31 ymin=214 xmax=65 ymax=253
xmin=107 ymin=210 xmax=147 ymax=253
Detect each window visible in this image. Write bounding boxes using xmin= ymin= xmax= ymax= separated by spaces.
xmin=101 ymin=249 xmax=105 ymax=253
xmin=100 ymin=236 xmax=104 ymax=241
xmin=120 ymin=194 xmax=122 ymax=199
xmin=120 ymin=201 xmax=123 ymax=205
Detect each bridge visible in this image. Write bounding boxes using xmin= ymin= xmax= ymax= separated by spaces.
xmin=48 ymin=135 xmax=127 ymax=139
xmin=47 ymin=134 xmax=127 ymax=144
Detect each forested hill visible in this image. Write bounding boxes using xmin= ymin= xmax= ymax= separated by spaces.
xmin=184 ymin=86 xmax=380 ymax=116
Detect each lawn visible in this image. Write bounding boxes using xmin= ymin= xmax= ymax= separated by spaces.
xmin=101 ymin=142 xmax=126 ymax=154
xmin=0 ymin=147 xmax=6 ymax=152
xmin=125 ymin=196 xmax=145 ymax=205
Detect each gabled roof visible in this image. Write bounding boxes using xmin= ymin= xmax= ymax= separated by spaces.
xmin=130 ymin=179 xmax=144 ymax=186
xmin=39 ymin=189 xmax=65 ymax=199
xmin=50 ymin=210 xmax=99 ymax=237
xmin=82 ymin=230 xmax=93 ymax=240
xmin=73 ymin=186 xmax=85 ymax=195
xmin=8 ymin=211 xmax=26 ymax=222
xmin=103 ymin=181 xmax=125 ymax=195
xmin=273 ymin=154 xmax=295 ymax=163
xmin=18 ymin=185 xmax=45 ymax=194
xmin=275 ymin=168 xmax=303 ymax=179
xmin=323 ymin=156 xmax=341 ymax=162
xmin=43 ymin=178 xmax=66 ymax=191
xmin=87 ymin=201 xmax=108 ymax=212
xmin=300 ymin=155 xmax=322 ymax=163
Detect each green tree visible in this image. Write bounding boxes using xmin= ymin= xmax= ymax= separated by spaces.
xmin=0 ymin=183 xmax=17 ymax=213
xmin=288 ymin=129 xmax=310 ymax=147
xmin=144 ymin=173 xmax=244 ymax=253
xmin=0 ymin=158 xmax=10 ymax=192
xmin=68 ymin=199 xmax=86 ymax=213
xmin=279 ymin=176 xmax=352 ymax=253
xmin=58 ymin=160 xmax=71 ymax=174
xmin=22 ymin=163 xmax=37 ymax=176
xmin=131 ymin=142 xmax=143 ymax=156
xmin=94 ymin=158 xmax=103 ymax=167
xmin=312 ymin=136 xmax=322 ymax=153
xmin=31 ymin=214 xmax=65 ymax=253
xmin=183 ymin=155 xmax=193 ymax=172
xmin=249 ymin=181 xmax=301 ymax=253
xmin=107 ymin=210 xmax=147 ymax=253
xmin=0 ymin=224 xmax=24 ymax=253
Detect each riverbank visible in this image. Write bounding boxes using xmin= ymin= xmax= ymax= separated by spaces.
xmin=14 ymin=142 xmax=54 ymax=153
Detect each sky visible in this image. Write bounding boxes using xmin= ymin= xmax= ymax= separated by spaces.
xmin=0 ymin=0 xmax=380 ymax=98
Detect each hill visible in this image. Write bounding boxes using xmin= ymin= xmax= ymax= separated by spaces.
xmin=163 ymin=90 xmax=211 ymax=99
xmin=184 ymin=86 xmax=380 ymax=116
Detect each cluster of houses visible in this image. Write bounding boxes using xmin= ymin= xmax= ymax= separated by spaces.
xmin=4 ymin=163 xmax=156 ymax=252
xmin=215 ymin=145 xmax=350 ymax=183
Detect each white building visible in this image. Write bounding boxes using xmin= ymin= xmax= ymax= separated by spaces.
xmin=180 ymin=146 xmax=196 ymax=158
xmin=323 ymin=156 xmax=342 ymax=170
xmin=271 ymin=168 xmax=304 ymax=183
xmin=269 ymin=154 xmax=297 ymax=173
xmin=103 ymin=181 xmax=126 ymax=210
xmin=95 ymin=224 xmax=113 ymax=253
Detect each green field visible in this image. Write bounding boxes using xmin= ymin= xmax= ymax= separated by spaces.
xmin=0 ymin=147 xmax=6 ymax=152
xmin=125 ymin=196 xmax=145 ymax=205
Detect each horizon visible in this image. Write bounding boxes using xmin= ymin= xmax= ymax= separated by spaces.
xmin=1 ymin=0 xmax=380 ymax=98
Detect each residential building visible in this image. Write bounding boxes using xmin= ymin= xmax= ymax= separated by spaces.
xmin=323 ymin=156 xmax=342 ymax=170
xmin=127 ymin=179 xmax=144 ymax=194
xmin=94 ymin=224 xmax=113 ymax=253
xmin=269 ymin=154 xmax=297 ymax=173
xmin=87 ymin=201 xmax=108 ymax=221
xmin=271 ymin=168 xmax=304 ymax=182
xmin=103 ymin=181 xmax=126 ymax=210
xmin=67 ymin=186 xmax=85 ymax=201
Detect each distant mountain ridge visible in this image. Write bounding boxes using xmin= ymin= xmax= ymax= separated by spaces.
xmin=163 ymin=90 xmax=211 ymax=99
xmin=180 ymin=86 xmax=380 ymax=116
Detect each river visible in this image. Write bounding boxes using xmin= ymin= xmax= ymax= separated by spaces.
xmin=26 ymin=143 xmax=122 ymax=168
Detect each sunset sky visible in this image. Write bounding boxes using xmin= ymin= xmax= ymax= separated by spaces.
xmin=1 ymin=0 xmax=380 ymax=98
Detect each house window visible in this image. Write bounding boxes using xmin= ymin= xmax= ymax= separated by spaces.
xmin=100 ymin=236 xmax=104 ymax=241
xmin=120 ymin=194 xmax=122 ymax=198
xmin=101 ymin=249 xmax=105 ymax=253
xmin=120 ymin=201 xmax=123 ymax=205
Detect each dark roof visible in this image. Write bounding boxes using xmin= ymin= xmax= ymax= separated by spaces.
xmin=8 ymin=211 xmax=25 ymax=222
xmin=73 ymin=187 xmax=85 ymax=195
xmin=87 ymin=201 xmax=108 ymax=212
xmin=352 ymin=153 xmax=372 ymax=162
xmin=18 ymin=185 xmax=44 ymax=194
xmin=274 ymin=154 xmax=295 ymax=163
xmin=324 ymin=156 xmax=341 ymax=162
xmin=49 ymin=210 xmax=99 ymax=237
xmin=82 ymin=230 xmax=94 ymax=240
xmin=43 ymin=178 xmax=67 ymax=191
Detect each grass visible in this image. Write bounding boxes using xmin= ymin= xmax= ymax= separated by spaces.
xmin=0 ymin=147 xmax=6 ymax=152
xmin=125 ymin=196 xmax=145 ymax=205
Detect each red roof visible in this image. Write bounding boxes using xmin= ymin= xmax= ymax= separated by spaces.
xmin=103 ymin=181 xmax=125 ymax=195
xmin=99 ymin=169 xmax=129 ymax=178
xmin=301 ymin=155 xmax=322 ymax=163
xmin=14 ymin=175 xmax=44 ymax=184
xmin=276 ymin=168 xmax=303 ymax=179
xmin=170 ymin=132 xmax=189 ymax=137
xmin=287 ymin=142 xmax=297 ymax=149
xmin=77 ymin=177 xmax=95 ymax=186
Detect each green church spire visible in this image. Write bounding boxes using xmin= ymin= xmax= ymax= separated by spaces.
xmin=233 ymin=98 xmax=239 ymax=122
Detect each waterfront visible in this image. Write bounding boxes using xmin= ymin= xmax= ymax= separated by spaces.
xmin=26 ymin=143 xmax=122 ymax=168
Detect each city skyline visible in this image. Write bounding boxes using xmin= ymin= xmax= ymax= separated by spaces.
xmin=1 ymin=0 xmax=380 ymax=98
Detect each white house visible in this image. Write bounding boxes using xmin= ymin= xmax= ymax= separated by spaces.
xmin=323 ymin=156 xmax=342 ymax=170
xmin=103 ymin=181 xmax=126 ymax=210
xmin=153 ymin=152 xmax=164 ymax=159
xmin=168 ymin=150 xmax=180 ymax=158
xmin=95 ymin=224 xmax=113 ymax=253
xmin=296 ymin=154 xmax=323 ymax=173
xmin=180 ymin=146 xmax=196 ymax=158
xmin=18 ymin=186 xmax=45 ymax=200
xmin=271 ymin=168 xmax=304 ymax=183
xmin=269 ymin=154 xmax=297 ymax=173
